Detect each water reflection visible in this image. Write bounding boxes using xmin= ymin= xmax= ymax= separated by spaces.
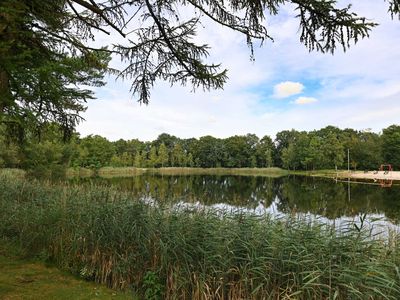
xmin=72 ymin=174 xmax=400 ymax=225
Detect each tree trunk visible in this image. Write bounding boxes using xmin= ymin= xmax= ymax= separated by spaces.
xmin=0 ymin=69 xmax=10 ymax=113
xmin=0 ymin=5 xmax=13 ymax=114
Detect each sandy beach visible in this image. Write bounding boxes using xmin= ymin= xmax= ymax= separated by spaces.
xmin=341 ymin=171 xmax=400 ymax=181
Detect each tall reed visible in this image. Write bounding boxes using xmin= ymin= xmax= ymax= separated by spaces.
xmin=1 ymin=173 xmax=400 ymax=299
xmin=65 ymin=167 xmax=288 ymax=178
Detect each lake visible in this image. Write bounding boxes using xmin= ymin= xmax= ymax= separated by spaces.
xmin=72 ymin=174 xmax=400 ymax=230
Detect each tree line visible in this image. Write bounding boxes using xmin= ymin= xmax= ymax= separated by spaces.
xmin=1 ymin=124 xmax=400 ymax=174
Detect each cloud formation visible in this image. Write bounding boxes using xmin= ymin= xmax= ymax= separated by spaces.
xmin=273 ymin=81 xmax=304 ymax=98
xmin=77 ymin=1 xmax=400 ymax=141
xmin=294 ymin=97 xmax=318 ymax=105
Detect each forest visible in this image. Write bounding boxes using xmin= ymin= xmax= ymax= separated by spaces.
xmin=1 ymin=123 xmax=399 ymax=174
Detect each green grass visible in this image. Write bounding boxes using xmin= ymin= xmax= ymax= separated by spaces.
xmin=66 ymin=166 xmax=289 ymax=178
xmin=149 ymin=167 xmax=288 ymax=177
xmin=0 ymin=242 xmax=133 ymax=299
xmin=0 ymin=168 xmax=26 ymax=178
xmin=1 ymin=173 xmax=400 ymax=299
xmin=98 ymin=167 xmax=147 ymax=177
xmin=66 ymin=167 xmax=95 ymax=177
xmin=289 ymin=169 xmax=349 ymax=178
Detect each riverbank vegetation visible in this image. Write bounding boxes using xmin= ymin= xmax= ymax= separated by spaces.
xmin=1 ymin=173 xmax=400 ymax=299
xmin=66 ymin=166 xmax=288 ymax=178
xmin=1 ymin=123 xmax=400 ymax=177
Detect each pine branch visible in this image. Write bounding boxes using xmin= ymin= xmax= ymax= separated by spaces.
xmin=144 ymin=0 xmax=198 ymax=79
xmin=72 ymin=0 xmax=126 ymax=37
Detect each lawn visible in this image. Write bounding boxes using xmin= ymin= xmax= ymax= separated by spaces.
xmin=0 ymin=244 xmax=134 ymax=300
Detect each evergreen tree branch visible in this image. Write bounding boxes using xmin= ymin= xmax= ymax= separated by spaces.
xmin=72 ymin=0 xmax=127 ymax=37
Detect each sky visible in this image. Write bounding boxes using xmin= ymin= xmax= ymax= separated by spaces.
xmin=77 ymin=1 xmax=400 ymax=142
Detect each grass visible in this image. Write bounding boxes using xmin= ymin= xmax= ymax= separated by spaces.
xmin=98 ymin=167 xmax=147 ymax=177
xmin=149 ymin=167 xmax=288 ymax=177
xmin=288 ymin=169 xmax=346 ymax=177
xmin=66 ymin=167 xmax=95 ymax=177
xmin=0 ymin=168 xmax=26 ymax=178
xmin=0 ymin=241 xmax=133 ymax=299
xmin=66 ymin=166 xmax=289 ymax=178
xmin=0 ymin=166 xmax=363 ymax=181
xmin=1 ymin=173 xmax=400 ymax=299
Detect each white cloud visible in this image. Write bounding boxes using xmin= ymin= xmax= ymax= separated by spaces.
xmin=273 ymin=81 xmax=304 ymax=98
xmin=294 ymin=97 xmax=318 ymax=105
xmin=211 ymin=95 xmax=221 ymax=102
xmin=76 ymin=0 xmax=400 ymax=141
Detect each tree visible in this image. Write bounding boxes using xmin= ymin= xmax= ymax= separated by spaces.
xmin=301 ymin=134 xmax=322 ymax=170
xmin=2 ymin=0 xmax=399 ymax=137
xmin=274 ymin=129 xmax=300 ymax=167
xmin=134 ymin=151 xmax=143 ymax=168
xmin=193 ymin=136 xmax=225 ymax=168
xmin=353 ymin=131 xmax=382 ymax=170
xmin=0 ymin=1 xmax=110 ymax=141
xmin=140 ymin=150 xmax=148 ymax=168
xmin=320 ymin=132 xmax=344 ymax=170
xmin=186 ymin=153 xmax=194 ymax=167
xmin=224 ymin=136 xmax=248 ymax=167
xmin=158 ymin=143 xmax=169 ymax=167
xmin=171 ymin=143 xmax=185 ymax=167
xmin=23 ymin=141 xmax=64 ymax=175
xmin=153 ymin=134 xmax=178 ymax=150
xmin=148 ymin=146 xmax=158 ymax=168
xmin=281 ymin=143 xmax=297 ymax=170
xmin=224 ymin=135 xmax=258 ymax=167
xmin=382 ymin=125 xmax=400 ymax=168
xmin=75 ymin=135 xmax=115 ymax=168
xmin=114 ymin=139 xmax=128 ymax=156
xmin=125 ymin=139 xmax=145 ymax=156
xmin=340 ymin=128 xmax=359 ymax=169
xmin=292 ymin=132 xmax=310 ymax=170
xmin=255 ymin=135 xmax=275 ymax=168
xmin=0 ymin=124 xmax=21 ymax=167
xmin=110 ymin=152 xmax=132 ymax=167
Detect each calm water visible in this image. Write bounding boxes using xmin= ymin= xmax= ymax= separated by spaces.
xmin=73 ymin=174 xmax=400 ymax=227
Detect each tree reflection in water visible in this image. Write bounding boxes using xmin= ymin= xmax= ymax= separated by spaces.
xmin=74 ymin=174 xmax=400 ymax=225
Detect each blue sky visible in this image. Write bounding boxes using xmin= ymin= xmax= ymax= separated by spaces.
xmin=77 ymin=1 xmax=400 ymax=141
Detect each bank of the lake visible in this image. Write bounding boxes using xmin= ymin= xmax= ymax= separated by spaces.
xmin=11 ymin=166 xmax=400 ymax=182
xmin=346 ymin=170 xmax=400 ymax=181
xmin=289 ymin=169 xmax=400 ymax=182
xmin=1 ymin=172 xmax=400 ymax=299
xmin=66 ymin=166 xmax=289 ymax=178
xmin=66 ymin=166 xmax=400 ymax=183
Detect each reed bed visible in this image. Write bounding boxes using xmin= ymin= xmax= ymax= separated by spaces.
xmin=150 ymin=167 xmax=288 ymax=177
xmin=66 ymin=167 xmax=288 ymax=179
xmin=1 ymin=174 xmax=400 ymax=299
xmin=97 ymin=167 xmax=148 ymax=178
xmin=66 ymin=167 xmax=96 ymax=177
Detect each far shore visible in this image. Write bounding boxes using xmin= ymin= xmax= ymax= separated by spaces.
xmin=291 ymin=169 xmax=400 ymax=182
xmin=50 ymin=167 xmax=400 ymax=182
xmin=341 ymin=170 xmax=400 ymax=181
xmin=4 ymin=167 xmax=400 ymax=182
xmin=66 ymin=166 xmax=289 ymax=178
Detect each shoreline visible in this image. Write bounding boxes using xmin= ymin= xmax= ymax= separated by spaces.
xmin=4 ymin=167 xmax=400 ymax=182
xmin=66 ymin=166 xmax=289 ymax=178
xmin=342 ymin=170 xmax=400 ymax=181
